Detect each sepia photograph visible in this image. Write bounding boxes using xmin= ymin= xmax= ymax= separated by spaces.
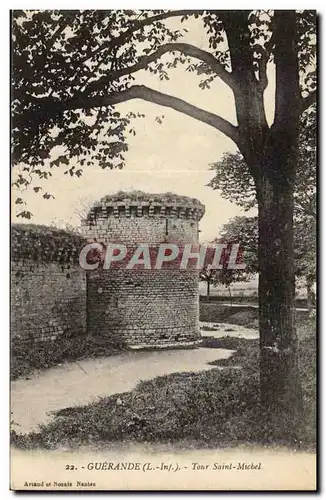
xmin=10 ymin=8 xmax=317 ymax=491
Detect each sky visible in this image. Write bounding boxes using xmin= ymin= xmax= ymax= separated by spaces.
xmin=11 ymin=16 xmax=276 ymax=242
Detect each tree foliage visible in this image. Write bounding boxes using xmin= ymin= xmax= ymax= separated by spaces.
xmin=12 ymin=10 xmax=316 ymax=216
xmin=216 ymin=215 xmax=316 ymax=288
xmin=208 ymin=103 xmax=316 ymax=219
xmin=200 ymin=216 xmax=258 ymax=295
xmin=207 ymin=101 xmax=316 ymax=293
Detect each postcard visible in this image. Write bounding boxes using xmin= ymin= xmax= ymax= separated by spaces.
xmin=10 ymin=9 xmax=317 ymax=491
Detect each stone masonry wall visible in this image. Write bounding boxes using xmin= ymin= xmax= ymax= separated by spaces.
xmin=82 ymin=192 xmax=205 ymax=348
xmin=87 ymin=269 xmax=200 ymax=348
xmin=11 ymin=192 xmax=205 ymax=350
xmin=11 ymin=225 xmax=86 ymax=346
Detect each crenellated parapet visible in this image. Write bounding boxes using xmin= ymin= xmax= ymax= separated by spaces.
xmin=82 ymin=191 xmax=205 ymax=228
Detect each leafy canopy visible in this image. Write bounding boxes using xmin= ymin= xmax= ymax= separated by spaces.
xmin=208 ymin=104 xmax=316 ymax=219
xmin=213 ymin=215 xmax=316 ymax=285
xmin=12 ymin=10 xmax=316 ymax=217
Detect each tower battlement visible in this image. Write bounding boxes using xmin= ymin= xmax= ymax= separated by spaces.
xmin=82 ymin=191 xmax=205 ymax=245
xmin=83 ymin=191 xmax=204 ymax=227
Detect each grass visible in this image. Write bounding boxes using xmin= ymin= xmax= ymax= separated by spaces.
xmin=200 ymin=303 xmax=259 ymax=328
xmin=200 ymin=304 xmax=310 ymax=328
xmin=11 ymin=319 xmax=316 ymax=451
xmin=201 ymin=336 xmax=258 ymax=367
xmin=11 ymin=335 xmax=126 ymax=380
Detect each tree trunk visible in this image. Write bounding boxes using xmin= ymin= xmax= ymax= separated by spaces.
xmin=256 ymin=146 xmax=303 ymax=441
xmin=228 ymin=285 xmax=232 ymax=306
xmin=207 ymin=280 xmax=210 ymax=298
xmin=252 ymin=11 xmax=303 ymax=441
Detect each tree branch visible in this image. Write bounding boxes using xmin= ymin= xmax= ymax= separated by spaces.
xmin=47 ymin=19 xmax=70 ymax=47
xmin=31 ymin=85 xmax=239 ymax=144
xmin=301 ymin=90 xmax=317 ymax=112
xmin=77 ymin=10 xmax=202 ymax=67
xmin=273 ymin=11 xmax=301 ymax=128
xmin=82 ymin=42 xmax=237 ymax=96
xmin=257 ymin=33 xmax=275 ymax=91
xmin=257 ymin=53 xmax=268 ymax=91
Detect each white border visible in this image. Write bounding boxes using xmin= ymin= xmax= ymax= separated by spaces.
xmin=2 ymin=4 xmax=322 ymax=499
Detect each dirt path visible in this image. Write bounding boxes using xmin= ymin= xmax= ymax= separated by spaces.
xmin=11 ymin=347 xmax=233 ymax=434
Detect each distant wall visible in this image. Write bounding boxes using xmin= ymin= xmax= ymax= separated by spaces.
xmin=11 ymin=225 xmax=86 ymax=346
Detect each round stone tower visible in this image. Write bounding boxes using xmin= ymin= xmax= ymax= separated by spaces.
xmin=82 ymin=191 xmax=205 ymax=349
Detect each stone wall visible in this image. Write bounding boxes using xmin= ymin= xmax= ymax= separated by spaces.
xmin=82 ymin=191 xmax=205 ymax=348
xmin=11 ymin=192 xmax=205 ymax=350
xmin=87 ymin=269 xmax=200 ymax=348
xmin=11 ymin=225 xmax=86 ymax=346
